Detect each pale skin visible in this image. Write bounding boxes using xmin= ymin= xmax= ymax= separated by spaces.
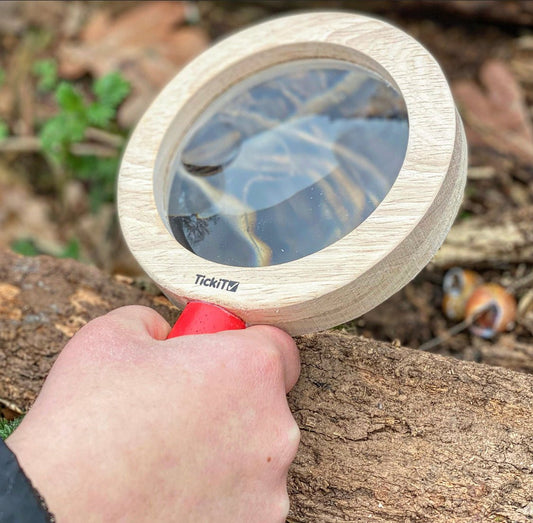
xmin=6 ymin=305 xmax=301 ymax=522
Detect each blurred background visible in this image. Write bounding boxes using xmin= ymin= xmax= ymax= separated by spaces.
xmin=1 ymin=0 xmax=533 ymax=369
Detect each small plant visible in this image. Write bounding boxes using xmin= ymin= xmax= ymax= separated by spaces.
xmin=39 ymin=71 xmax=130 ymax=210
xmin=59 ymin=237 xmax=81 ymax=259
xmin=0 ymin=416 xmax=23 ymax=440
xmin=10 ymin=239 xmax=41 ymax=257
xmin=32 ymin=58 xmax=58 ymax=92
xmin=11 ymin=237 xmax=81 ymax=260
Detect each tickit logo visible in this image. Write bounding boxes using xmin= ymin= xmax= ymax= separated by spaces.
xmin=195 ymin=274 xmax=240 ymax=292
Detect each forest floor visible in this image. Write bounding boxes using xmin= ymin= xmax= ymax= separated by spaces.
xmin=1 ymin=1 xmax=533 ymax=373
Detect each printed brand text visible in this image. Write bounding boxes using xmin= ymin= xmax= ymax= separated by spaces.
xmin=195 ymin=274 xmax=240 ymax=292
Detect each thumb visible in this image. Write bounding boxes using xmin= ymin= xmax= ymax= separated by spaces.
xmin=104 ymin=305 xmax=171 ymax=341
xmin=244 ymin=325 xmax=301 ymax=393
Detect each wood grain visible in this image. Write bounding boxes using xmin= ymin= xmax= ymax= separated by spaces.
xmin=118 ymin=12 xmax=467 ymax=334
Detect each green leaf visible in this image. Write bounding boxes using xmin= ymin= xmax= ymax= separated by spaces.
xmin=0 ymin=68 xmax=5 ymax=89
xmin=69 ymin=155 xmax=119 ymax=211
xmin=32 ymin=75 xmax=127 ymax=214
xmin=59 ymin=238 xmax=80 ymax=260
xmin=93 ymin=72 xmax=130 ymax=109
xmin=87 ymin=102 xmax=115 ymax=128
xmin=55 ymin=82 xmax=85 ymax=114
xmin=32 ymin=58 xmax=58 ymax=92
xmin=71 ymin=154 xmax=118 ymax=182
xmin=40 ymin=113 xmax=87 ymax=157
xmin=0 ymin=120 xmax=8 ymax=142
xmin=11 ymin=238 xmax=41 ymax=256
xmin=0 ymin=416 xmax=24 ymax=440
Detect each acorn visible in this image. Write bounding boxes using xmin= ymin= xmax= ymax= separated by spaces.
xmin=465 ymin=283 xmax=517 ymax=339
xmin=442 ymin=267 xmax=483 ymax=321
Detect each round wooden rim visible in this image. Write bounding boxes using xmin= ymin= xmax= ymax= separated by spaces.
xmin=118 ymin=12 xmax=465 ymax=334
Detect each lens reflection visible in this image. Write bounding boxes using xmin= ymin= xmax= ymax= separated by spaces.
xmin=167 ymin=59 xmax=408 ymax=267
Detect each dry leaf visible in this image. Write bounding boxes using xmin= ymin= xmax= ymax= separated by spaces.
xmin=0 ymin=1 xmax=26 ymax=35
xmin=58 ymin=1 xmax=209 ymax=127
xmin=453 ymin=60 xmax=533 ymax=165
xmin=0 ymin=179 xmax=62 ymax=253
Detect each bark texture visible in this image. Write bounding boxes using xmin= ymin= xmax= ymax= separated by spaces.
xmin=432 ymin=206 xmax=533 ymax=268
xmin=395 ymin=0 xmax=533 ymax=26
xmin=289 ymin=333 xmax=533 ymax=522
xmin=0 ymin=250 xmax=179 ymax=411
xmin=1 ymin=250 xmax=533 ymax=522
xmin=245 ymin=0 xmax=533 ymax=27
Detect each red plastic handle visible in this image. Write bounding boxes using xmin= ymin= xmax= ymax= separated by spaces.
xmin=167 ymin=301 xmax=246 ymax=338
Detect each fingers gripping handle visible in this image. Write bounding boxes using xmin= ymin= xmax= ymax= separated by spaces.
xmin=167 ymin=301 xmax=246 ymax=338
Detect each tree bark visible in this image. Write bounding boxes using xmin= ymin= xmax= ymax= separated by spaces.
xmin=1 ymin=250 xmax=533 ymax=522
xmin=393 ymin=0 xmax=533 ymax=27
xmin=432 ymin=206 xmax=533 ymax=268
xmin=230 ymin=1 xmax=533 ymax=27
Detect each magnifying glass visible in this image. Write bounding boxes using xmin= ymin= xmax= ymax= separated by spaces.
xmin=117 ymin=12 xmax=467 ymax=337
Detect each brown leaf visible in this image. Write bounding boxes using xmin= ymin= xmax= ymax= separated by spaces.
xmin=58 ymin=1 xmax=209 ymax=127
xmin=0 ymin=1 xmax=26 ymax=35
xmin=0 ymin=179 xmax=62 ymax=253
xmin=80 ymin=9 xmax=112 ymax=44
xmin=453 ymin=60 xmax=533 ymax=165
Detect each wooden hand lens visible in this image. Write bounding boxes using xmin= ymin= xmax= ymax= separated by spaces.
xmin=117 ymin=12 xmax=467 ymax=337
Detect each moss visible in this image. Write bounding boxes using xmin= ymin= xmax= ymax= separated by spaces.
xmin=0 ymin=416 xmax=24 ymax=440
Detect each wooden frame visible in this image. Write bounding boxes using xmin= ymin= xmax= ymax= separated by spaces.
xmin=118 ymin=12 xmax=467 ymax=335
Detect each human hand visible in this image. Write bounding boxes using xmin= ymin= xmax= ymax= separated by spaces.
xmin=6 ymin=305 xmax=300 ymax=522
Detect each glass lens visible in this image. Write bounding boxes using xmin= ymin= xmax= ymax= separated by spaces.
xmin=166 ymin=59 xmax=408 ymax=267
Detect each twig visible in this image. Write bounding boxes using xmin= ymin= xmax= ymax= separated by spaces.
xmin=70 ymin=143 xmax=117 ymax=157
xmin=507 ymin=272 xmax=533 ymax=293
xmin=0 ymin=136 xmax=41 ymax=152
xmin=0 ymin=135 xmax=120 ymax=158
xmin=84 ymin=127 xmax=125 ymax=148
xmin=418 ymin=318 xmax=472 ymax=351
xmin=467 ymin=165 xmax=496 ymax=180
xmin=0 ymin=397 xmax=23 ymax=415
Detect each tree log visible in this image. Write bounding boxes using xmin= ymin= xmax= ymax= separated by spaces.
xmin=394 ymin=0 xmax=533 ymax=27
xmin=222 ymin=1 xmax=533 ymax=27
xmin=1 ymin=250 xmax=533 ymax=522
xmin=432 ymin=206 xmax=533 ymax=268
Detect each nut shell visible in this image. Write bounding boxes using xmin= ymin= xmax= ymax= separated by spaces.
xmin=465 ymin=283 xmax=516 ymax=339
xmin=442 ymin=268 xmax=483 ymax=321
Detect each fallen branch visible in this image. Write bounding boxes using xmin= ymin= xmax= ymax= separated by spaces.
xmin=242 ymin=0 xmax=533 ymax=27
xmin=1 ymin=250 xmax=533 ymax=522
xmin=0 ymin=129 xmax=123 ymax=157
xmin=433 ymin=206 xmax=533 ymax=268
xmin=0 ymin=136 xmax=41 ymax=153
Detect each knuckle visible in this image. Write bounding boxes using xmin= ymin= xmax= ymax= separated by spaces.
xmin=287 ymin=420 xmax=301 ymax=451
xmin=255 ymin=344 xmax=284 ymax=379
xmin=267 ymin=418 xmax=301 ymax=469
xmin=281 ymin=420 xmax=301 ymax=463
xmin=275 ymin=492 xmax=291 ymax=522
